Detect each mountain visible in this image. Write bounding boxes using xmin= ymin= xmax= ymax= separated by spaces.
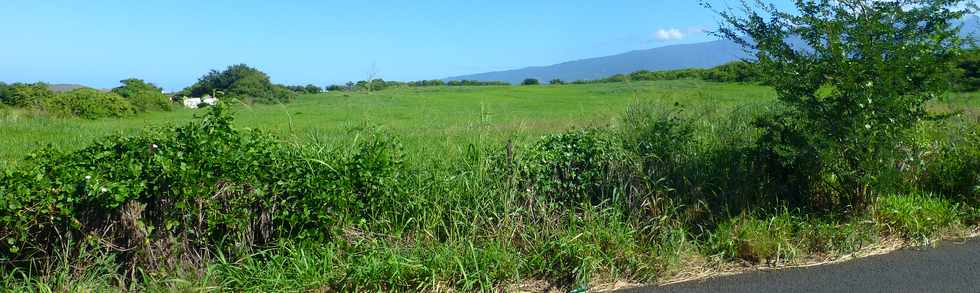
xmin=445 ymin=40 xmax=748 ymax=84
xmin=47 ymin=84 xmax=91 ymax=93
xmin=446 ymin=16 xmax=980 ymax=84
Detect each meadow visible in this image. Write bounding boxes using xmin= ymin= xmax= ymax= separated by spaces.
xmin=0 ymin=80 xmax=777 ymax=167
xmin=0 ymin=80 xmax=978 ymax=291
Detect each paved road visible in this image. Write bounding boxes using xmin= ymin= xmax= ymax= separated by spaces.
xmin=621 ymin=237 xmax=980 ymax=293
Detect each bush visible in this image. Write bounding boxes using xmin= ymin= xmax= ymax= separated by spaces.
xmin=111 ymin=78 xmax=172 ymax=112
xmin=521 ymin=78 xmax=540 ymax=86
xmin=43 ymin=88 xmax=135 ymax=119
xmin=549 ymin=79 xmax=564 ymax=85
xmin=513 ymin=129 xmax=631 ymax=205
xmin=0 ymin=104 xmax=405 ymax=272
xmin=715 ymin=0 xmax=973 ymax=210
xmin=922 ymin=122 xmax=980 ymax=205
xmin=2 ymin=82 xmax=53 ymax=108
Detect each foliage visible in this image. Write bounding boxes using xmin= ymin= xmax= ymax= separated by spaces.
xmin=43 ymin=88 xmax=135 ymax=119
xmin=111 ymin=78 xmax=172 ymax=112
xmin=957 ymin=48 xmax=980 ymax=91
xmin=285 ymin=84 xmax=323 ymax=94
xmin=513 ymin=129 xmax=631 ymax=205
xmin=549 ymin=79 xmax=564 ymax=85
xmin=714 ymin=0 xmax=974 ymax=210
xmin=0 ymin=103 xmax=404 ymax=272
xmin=1 ymin=82 xmax=53 ymax=108
xmin=181 ymin=64 xmax=296 ymax=104
xmin=521 ymin=78 xmax=540 ymax=86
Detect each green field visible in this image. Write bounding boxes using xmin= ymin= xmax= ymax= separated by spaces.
xmin=1 ymin=80 xmax=978 ymax=291
xmin=0 ymin=80 xmax=778 ymax=166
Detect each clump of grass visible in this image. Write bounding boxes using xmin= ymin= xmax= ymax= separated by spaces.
xmin=875 ymin=193 xmax=964 ymax=241
xmin=705 ymin=212 xmax=800 ymax=264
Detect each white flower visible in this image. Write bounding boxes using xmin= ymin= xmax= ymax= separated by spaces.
xmin=151 ymin=144 xmax=158 ymax=149
xmin=865 ymin=124 xmax=872 ymax=129
xmin=84 ymin=175 xmax=91 ymax=180
xmin=100 ymin=187 xmax=108 ymax=193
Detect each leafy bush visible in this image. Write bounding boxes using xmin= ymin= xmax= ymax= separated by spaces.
xmin=2 ymin=82 xmax=53 ymax=108
xmin=549 ymin=79 xmax=564 ymax=85
xmin=43 ymin=88 xmax=135 ymax=119
xmin=513 ymin=129 xmax=631 ymax=205
xmin=110 ymin=78 xmax=172 ymax=112
xmin=0 ymin=104 xmax=404 ymax=271
xmin=875 ymin=193 xmax=963 ymax=240
xmin=715 ymin=0 xmax=973 ymax=210
xmin=956 ymin=48 xmax=980 ymax=92
xmin=922 ymin=122 xmax=980 ymax=205
xmin=521 ymin=78 xmax=540 ymax=86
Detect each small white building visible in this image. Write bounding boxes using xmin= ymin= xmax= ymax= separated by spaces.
xmin=182 ymin=95 xmax=219 ymax=109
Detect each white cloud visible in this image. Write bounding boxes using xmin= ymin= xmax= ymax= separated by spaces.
xmin=654 ymin=28 xmax=685 ymax=41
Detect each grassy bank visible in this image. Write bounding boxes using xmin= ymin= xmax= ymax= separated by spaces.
xmin=1 ymin=81 xmax=978 ymax=291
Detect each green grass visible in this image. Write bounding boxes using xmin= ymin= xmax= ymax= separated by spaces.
xmin=0 ymin=80 xmax=777 ymax=167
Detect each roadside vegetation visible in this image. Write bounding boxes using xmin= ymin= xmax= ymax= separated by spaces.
xmin=0 ymin=0 xmax=978 ymax=291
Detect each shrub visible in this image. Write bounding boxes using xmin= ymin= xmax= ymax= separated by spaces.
xmin=0 ymin=104 xmax=404 ymax=272
xmin=2 ymin=82 xmax=53 ymax=108
xmin=714 ymin=0 xmax=974 ymax=210
xmin=922 ymin=122 xmax=980 ymax=205
xmin=514 ymin=129 xmax=630 ymax=205
xmin=521 ymin=78 xmax=540 ymax=86
xmin=43 ymin=88 xmax=135 ymax=119
xmin=549 ymin=79 xmax=564 ymax=85
xmin=111 ymin=78 xmax=172 ymax=112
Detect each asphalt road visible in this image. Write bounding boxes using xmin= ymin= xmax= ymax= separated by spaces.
xmin=621 ymin=237 xmax=980 ymax=293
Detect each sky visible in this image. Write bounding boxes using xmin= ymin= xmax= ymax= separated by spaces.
xmin=0 ymin=0 xmax=797 ymax=91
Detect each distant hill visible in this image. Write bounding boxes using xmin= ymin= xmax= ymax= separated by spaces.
xmin=445 ymin=40 xmax=748 ymax=84
xmin=446 ymin=15 xmax=980 ymax=84
xmin=47 ymin=84 xmax=91 ymax=93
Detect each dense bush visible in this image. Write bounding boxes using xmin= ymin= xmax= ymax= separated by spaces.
xmin=181 ymin=64 xmax=296 ymax=104
xmin=513 ymin=129 xmax=632 ymax=205
xmin=0 ymin=104 xmax=404 ymax=270
xmin=715 ymin=0 xmax=973 ymax=210
xmin=43 ymin=88 xmax=135 ymax=119
xmin=956 ymin=49 xmax=980 ymax=92
xmin=1 ymin=82 xmax=53 ymax=108
xmin=521 ymin=78 xmax=540 ymax=86
xmin=111 ymin=78 xmax=172 ymax=112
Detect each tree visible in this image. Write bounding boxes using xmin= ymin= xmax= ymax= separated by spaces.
xmin=549 ymin=78 xmax=564 ymax=85
xmin=304 ymin=84 xmax=322 ymax=94
xmin=711 ymin=0 xmax=975 ymax=208
xmin=3 ymin=82 xmax=53 ymax=108
xmin=111 ymin=78 xmax=171 ymax=112
xmin=181 ymin=64 xmax=295 ymax=104
xmin=521 ymin=78 xmax=540 ymax=86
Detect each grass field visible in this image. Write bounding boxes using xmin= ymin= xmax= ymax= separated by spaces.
xmin=0 ymin=80 xmax=778 ymax=166
xmin=1 ymin=80 xmax=978 ymax=291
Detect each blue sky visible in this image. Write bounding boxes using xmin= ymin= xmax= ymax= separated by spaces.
xmin=0 ymin=0 xmax=795 ymax=91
